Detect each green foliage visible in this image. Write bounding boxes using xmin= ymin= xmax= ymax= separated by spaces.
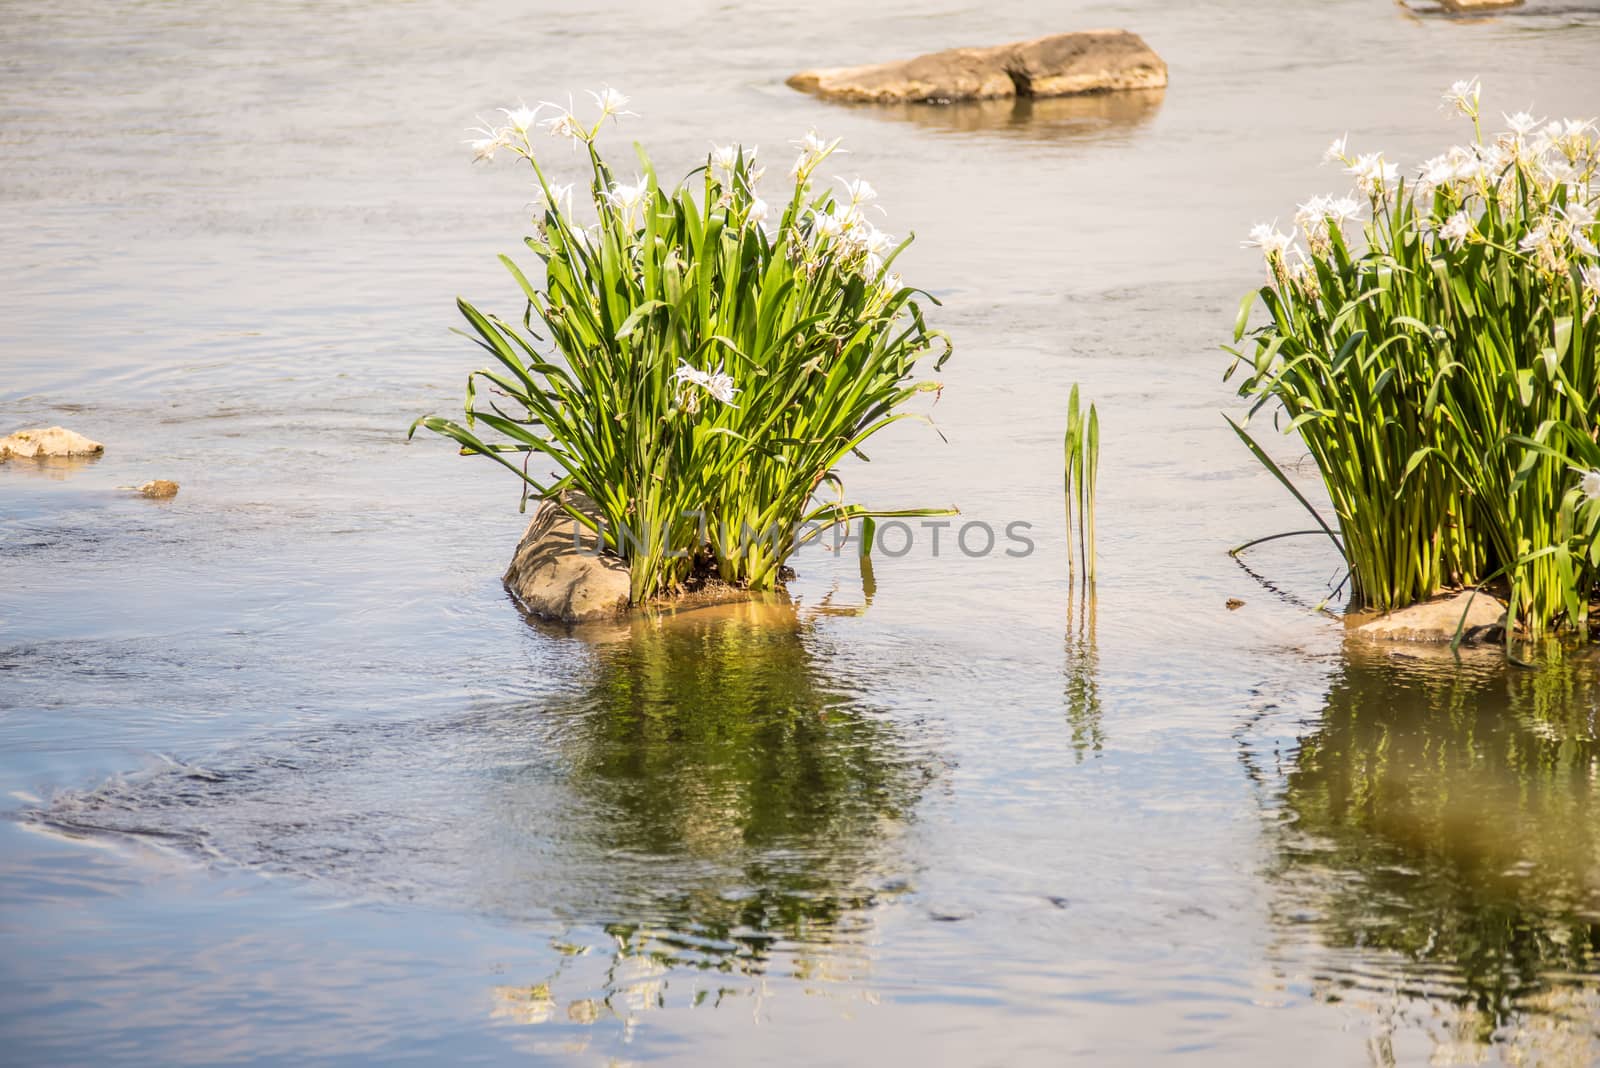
xmin=1226 ymin=88 xmax=1600 ymax=636
xmin=413 ymin=101 xmax=952 ymax=602
xmin=1064 ymin=384 xmax=1099 ymax=585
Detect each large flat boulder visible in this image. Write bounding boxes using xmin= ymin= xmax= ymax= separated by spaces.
xmin=787 ymin=30 xmax=1168 ymax=105
xmin=0 ymin=426 xmax=104 ymax=460
xmin=503 ymin=497 xmax=632 ymax=623
xmin=1352 ymin=590 xmax=1507 ymax=644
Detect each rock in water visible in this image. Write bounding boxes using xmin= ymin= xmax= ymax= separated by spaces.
xmin=138 ymin=480 xmax=180 ymax=499
xmin=1352 ymin=590 xmax=1507 ymax=644
xmin=787 ymin=30 xmax=1168 ymax=104
xmin=503 ymin=497 xmax=632 ymax=623
xmin=0 ymin=426 xmax=105 ymax=460
xmin=1438 ymin=0 xmax=1522 ymax=10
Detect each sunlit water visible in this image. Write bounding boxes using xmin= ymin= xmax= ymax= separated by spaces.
xmin=4 ymin=1 xmax=1600 ymax=1063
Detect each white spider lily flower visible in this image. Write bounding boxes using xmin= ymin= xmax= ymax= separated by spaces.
xmin=1544 ymin=158 xmax=1582 ymax=188
xmin=703 ymin=371 xmax=739 ymax=406
xmin=465 ymin=117 xmax=516 ymax=162
xmin=1572 ymin=224 xmax=1599 ymax=259
xmin=540 ymin=106 xmax=586 ymax=143
xmin=1504 ymin=111 xmax=1543 ymax=136
xmin=1284 ymin=250 xmax=1320 ymax=296
xmin=1438 ymin=211 xmax=1473 ymax=249
xmin=817 ymin=199 xmax=863 ymax=235
xmin=1582 ymin=265 xmax=1600 ymax=306
xmin=710 ymin=144 xmax=740 ymax=175
xmin=673 ymin=362 xmax=740 ymax=407
xmin=1327 ymin=196 xmax=1362 ymax=224
xmin=796 ymin=130 xmax=831 ymax=156
xmin=1575 ymin=467 xmax=1600 ymax=501
xmin=588 ymin=87 xmax=632 ymax=121
xmin=1294 ymin=194 xmax=1330 ymax=218
xmin=1294 ymin=195 xmax=1332 ymax=243
xmin=852 ymin=231 xmax=892 ymax=274
xmin=1534 ymin=120 xmax=1563 ymax=154
xmin=881 ymin=272 xmax=903 ymax=293
xmin=605 ymin=178 xmax=649 ymax=221
xmin=499 ymin=104 xmax=540 ymax=133
xmin=673 ymin=362 xmax=710 ymax=387
xmin=1449 ymin=144 xmax=1489 ymax=184
xmin=1323 ymin=134 xmax=1349 ymax=164
xmin=1518 ymin=218 xmax=1568 ymax=271
xmin=1347 ymin=152 xmax=1398 ymax=196
xmin=1503 ymin=131 xmax=1546 ymax=173
xmin=1559 ymin=199 xmax=1597 ymax=230
xmin=1242 ymin=222 xmax=1293 ymax=259
xmin=1561 ymin=197 xmax=1600 ymax=255
xmin=1519 ymin=220 xmax=1554 ymax=254
xmin=747 ymin=196 xmax=769 ymax=224
xmin=1540 ymin=117 xmax=1596 ymax=159
xmin=810 ymin=210 xmax=845 ymax=241
xmin=1461 ymin=142 xmax=1511 ymax=188
xmin=838 ymin=177 xmax=878 ymax=205
xmin=1493 ymin=175 xmax=1520 ymax=209
xmin=535 ymin=182 xmax=575 ymax=219
xmin=1442 ymin=77 xmax=1481 ymax=119
xmin=1418 ymin=154 xmax=1458 ymax=196
xmin=466 ymin=131 xmax=512 ymax=162
xmin=790 ymin=129 xmax=843 ymax=178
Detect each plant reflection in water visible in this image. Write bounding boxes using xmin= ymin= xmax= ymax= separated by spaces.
xmin=488 ymin=597 xmax=937 ymax=1037
xmin=1253 ymin=642 xmax=1600 ymax=1062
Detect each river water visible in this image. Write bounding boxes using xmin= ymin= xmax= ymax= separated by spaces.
xmin=4 ymin=1 xmax=1600 ymax=1063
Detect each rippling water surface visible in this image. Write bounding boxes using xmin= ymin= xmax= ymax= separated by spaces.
xmin=4 ymin=1 xmax=1600 ymax=1063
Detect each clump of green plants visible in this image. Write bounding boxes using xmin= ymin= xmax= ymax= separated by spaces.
xmin=1063 ymin=384 xmax=1099 ymax=585
xmin=1226 ymin=80 xmax=1600 ymax=638
xmin=412 ymin=91 xmax=952 ymax=603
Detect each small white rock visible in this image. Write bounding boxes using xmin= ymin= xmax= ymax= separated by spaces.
xmin=138 ymin=480 xmax=180 ymax=499
xmin=1353 ymin=590 xmax=1507 ymax=643
xmin=0 ymin=426 xmax=105 ymax=460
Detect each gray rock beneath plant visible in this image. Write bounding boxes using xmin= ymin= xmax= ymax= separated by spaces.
xmin=503 ymin=498 xmax=632 ymax=623
xmin=1438 ymin=0 xmax=1522 ymax=10
xmin=1352 ymin=590 xmax=1507 ymax=643
xmin=0 ymin=426 xmax=105 ymax=460
xmin=786 ymin=30 xmax=1168 ymax=104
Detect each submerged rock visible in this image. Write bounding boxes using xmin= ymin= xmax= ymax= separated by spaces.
xmin=138 ymin=479 xmax=180 ymax=499
xmin=0 ymin=426 xmax=104 ymax=460
xmin=1352 ymin=590 xmax=1507 ymax=644
xmin=786 ymin=30 xmax=1168 ymax=105
xmin=503 ymin=497 xmax=632 ymax=624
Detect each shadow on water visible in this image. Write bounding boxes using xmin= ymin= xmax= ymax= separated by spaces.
xmin=1252 ymin=642 xmax=1600 ymax=1060
xmin=843 ymin=90 xmax=1165 ymax=145
xmin=25 ymin=600 xmax=938 ymax=1028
